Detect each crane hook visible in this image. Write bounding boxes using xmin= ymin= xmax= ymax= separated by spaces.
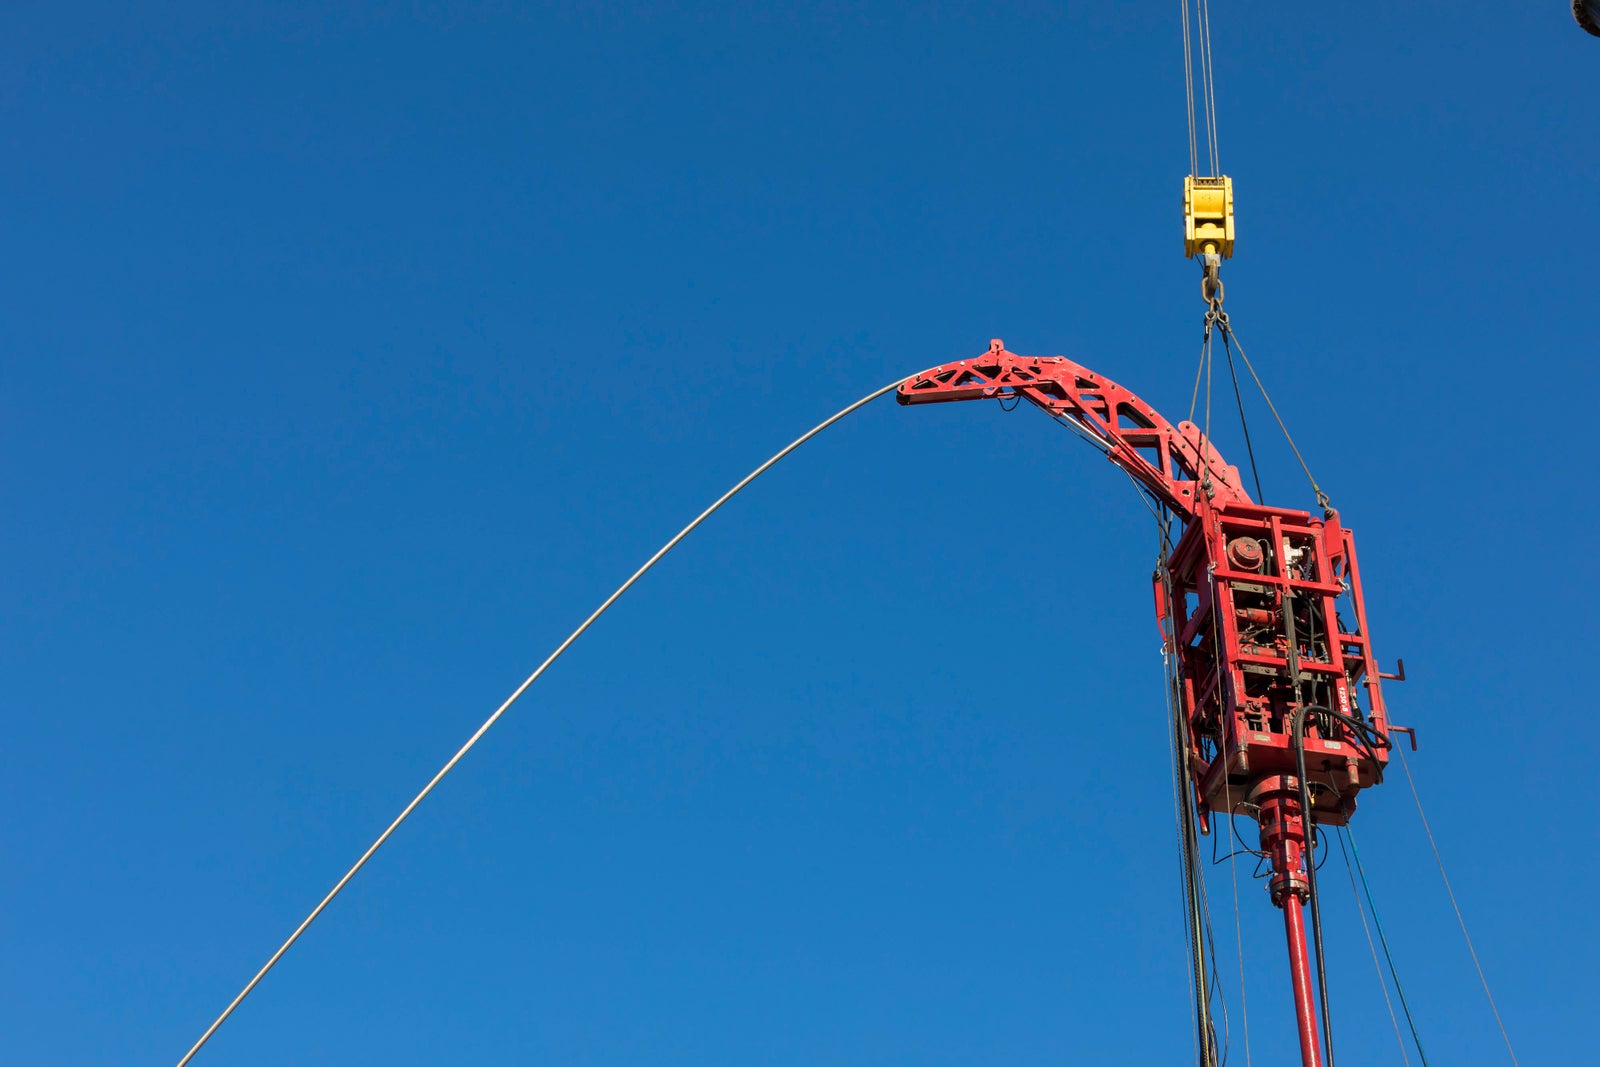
xmin=1200 ymin=252 xmax=1224 ymax=307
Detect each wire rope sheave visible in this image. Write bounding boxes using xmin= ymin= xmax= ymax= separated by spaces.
xmin=173 ymin=375 xmax=910 ymax=1067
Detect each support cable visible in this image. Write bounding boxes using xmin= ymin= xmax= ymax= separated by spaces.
xmin=1340 ymin=823 xmax=1432 ymax=1066
xmin=1215 ymin=319 xmax=1330 ymax=511
xmin=1395 ymin=747 xmax=1520 ymax=1065
xmin=1197 ymin=0 xmax=1221 ymax=175
xmin=174 ymin=376 xmax=910 ymax=1067
xmin=1180 ymin=0 xmax=1199 ymax=177
xmin=1218 ymin=330 xmax=1264 ymax=502
xmin=1180 ymin=0 xmax=1222 ymax=177
xmin=1189 ymin=329 xmax=1209 ymax=424
xmin=1333 ymin=826 xmax=1415 ymax=1066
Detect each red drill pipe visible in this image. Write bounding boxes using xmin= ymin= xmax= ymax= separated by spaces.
xmin=1283 ymin=895 xmax=1323 ymax=1067
xmin=1252 ymin=776 xmax=1324 ymax=1067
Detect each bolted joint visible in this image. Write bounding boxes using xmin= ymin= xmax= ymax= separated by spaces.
xmin=1250 ymin=775 xmax=1312 ymax=907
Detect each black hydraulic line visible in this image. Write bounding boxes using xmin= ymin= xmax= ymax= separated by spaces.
xmin=1160 ymin=531 xmax=1222 ymax=1067
xmin=1290 ymin=702 xmax=1335 ymax=1067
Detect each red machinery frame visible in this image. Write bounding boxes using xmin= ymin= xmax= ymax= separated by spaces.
xmin=899 ymin=340 xmax=1394 ymax=1067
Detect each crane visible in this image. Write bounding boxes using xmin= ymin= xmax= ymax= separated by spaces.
xmin=899 ymin=341 xmax=1400 ymax=1067
xmin=179 ymin=9 xmax=1537 ymax=1064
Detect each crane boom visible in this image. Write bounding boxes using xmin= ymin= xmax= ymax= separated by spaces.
xmin=897 ymin=339 xmax=1251 ymax=518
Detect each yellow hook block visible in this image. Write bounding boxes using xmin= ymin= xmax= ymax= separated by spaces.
xmin=1183 ymin=175 xmax=1235 ymax=259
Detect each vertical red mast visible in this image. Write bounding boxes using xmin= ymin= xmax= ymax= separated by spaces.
xmin=899 ymin=341 xmax=1395 ymax=1066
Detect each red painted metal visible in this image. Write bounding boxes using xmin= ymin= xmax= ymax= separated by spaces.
xmin=1282 ymin=897 xmax=1322 ymax=1067
xmin=898 ymin=339 xmax=1252 ymax=518
xmin=1255 ymin=776 xmax=1322 ymax=1067
xmin=899 ymin=340 xmax=1396 ymax=1067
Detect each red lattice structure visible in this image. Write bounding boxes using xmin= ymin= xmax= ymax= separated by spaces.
xmin=899 ymin=340 xmax=1397 ymax=1067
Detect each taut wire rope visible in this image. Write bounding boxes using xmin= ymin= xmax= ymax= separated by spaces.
xmin=1334 ymin=826 xmax=1414 ymax=1066
xmin=174 ymin=375 xmax=910 ymax=1067
xmin=1197 ymin=0 xmax=1221 ymax=174
xmin=1189 ymin=330 xmax=1209 ymax=423
xmin=1340 ymin=822 xmax=1431 ymax=1065
xmin=1215 ymin=319 xmax=1330 ymax=511
xmin=1218 ymin=330 xmax=1264 ymax=502
xmin=1179 ymin=0 xmax=1222 ymax=177
xmin=1396 ymin=747 xmax=1520 ymax=1065
xmin=1180 ymin=0 xmax=1199 ymax=176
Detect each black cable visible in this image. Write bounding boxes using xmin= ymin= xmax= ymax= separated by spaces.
xmin=1156 ymin=528 xmax=1223 ymax=1067
xmin=1212 ymin=846 xmax=1264 ymax=865
xmin=1290 ymin=702 xmax=1336 ymax=1067
xmin=1317 ymin=704 xmax=1392 ymax=780
xmin=1211 ymin=812 xmax=1266 ymax=864
xmin=1220 ymin=330 xmax=1265 ymax=502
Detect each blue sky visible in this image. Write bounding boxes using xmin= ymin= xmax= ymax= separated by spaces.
xmin=3 ymin=3 xmax=1595 ymax=1064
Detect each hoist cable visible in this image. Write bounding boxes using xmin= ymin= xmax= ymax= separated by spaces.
xmin=1197 ymin=0 xmax=1221 ymax=175
xmin=1216 ymin=321 xmax=1330 ymax=509
xmin=1180 ymin=0 xmax=1199 ymax=176
xmin=1179 ymin=0 xmax=1221 ymax=178
xmin=173 ymin=375 xmax=910 ymax=1067
xmin=1395 ymin=747 xmax=1520 ymax=1065
xmin=1340 ymin=823 xmax=1432 ymax=1066
xmin=1333 ymin=826 xmax=1414 ymax=1067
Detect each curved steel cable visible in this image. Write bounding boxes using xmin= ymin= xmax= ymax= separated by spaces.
xmin=1334 ymin=826 xmax=1415 ymax=1066
xmin=1396 ymin=747 xmax=1519 ymax=1065
xmin=175 ymin=375 xmax=910 ymax=1067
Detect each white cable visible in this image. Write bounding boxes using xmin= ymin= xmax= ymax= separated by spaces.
xmin=175 ymin=375 xmax=910 ymax=1067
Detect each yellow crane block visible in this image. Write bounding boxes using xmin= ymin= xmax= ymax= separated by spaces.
xmin=1183 ymin=175 xmax=1235 ymax=259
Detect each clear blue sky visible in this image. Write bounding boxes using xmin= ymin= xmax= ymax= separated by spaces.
xmin=4 ymin=3 xmax=1594 ymax=1064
